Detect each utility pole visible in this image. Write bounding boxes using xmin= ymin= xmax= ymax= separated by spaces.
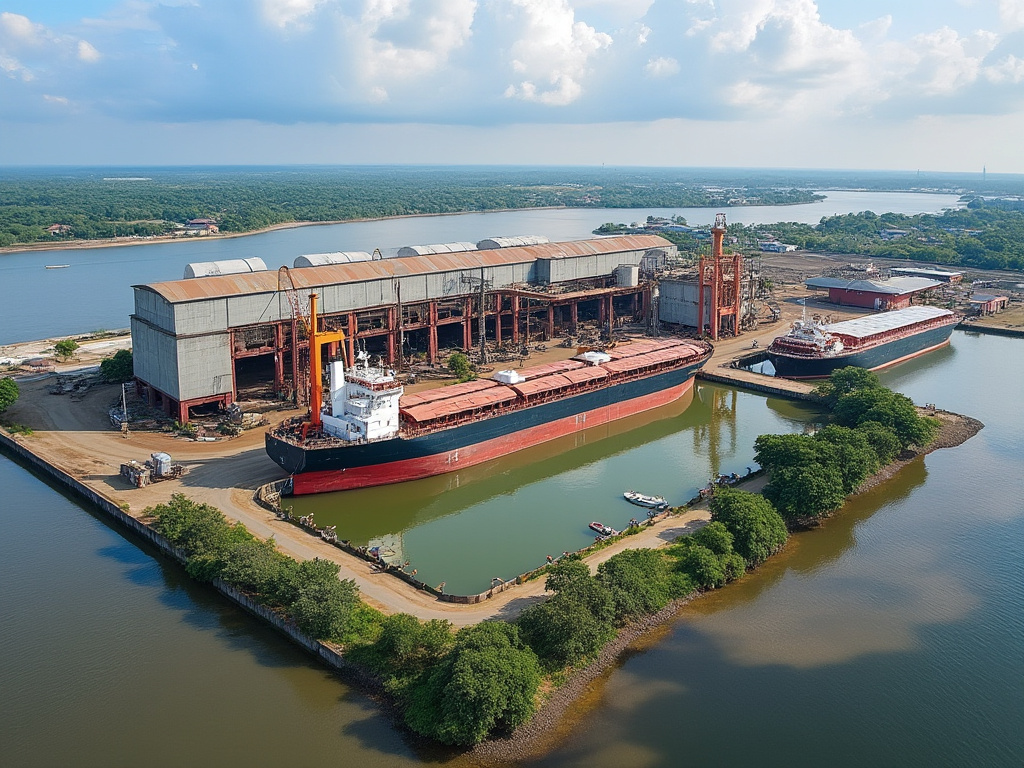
xmin=120 ymin=382 xmax=130 ymax=439
xmin=478 ymin=268 xmax=486 ymax=364
xmin=461 ymin=267 xmax=493 ymax=365
xmin=395 ymin=279 xmax=403 ymax=372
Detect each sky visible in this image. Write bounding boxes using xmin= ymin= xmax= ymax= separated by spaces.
xmin=2 ymin=0 xmax=1024 ymax=171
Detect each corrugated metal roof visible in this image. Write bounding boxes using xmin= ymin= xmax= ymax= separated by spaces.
xmin=293 ymin=252 xmax=373 ymax=267
xmin=805 ymin=276 xmax=941 ymax=295
xmin=891 ymin=267 xmax=962 ymax=278
xmin=824 ymin=306 xmax=955 ymax=339
xmin=517 ymin=360 xmax=585 ymax=379
xmin=395 ymin=242 xmax=478 ymax=258
xmin=402 ymin=387 xmax=518 ymax=422
xmin=138 ymin=235 xmax=672 ymax=304
xmin=511 ymin=367 xmax=608 ymax=397
xmin=399 ymin=379 xmax=498 ymax=407
xmin=604 ymin=338 xmax=681 ymax=359
xmin=477 ymin=235 xmax=550 ymax=249
xmin=970 ymin=293 xmax=1007 ymax=303
xmin=603 ymin=346 xmax=700 ymax=374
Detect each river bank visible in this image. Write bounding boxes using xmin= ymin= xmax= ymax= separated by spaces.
xmin=0 ymin=206 xmax=570 ymax=256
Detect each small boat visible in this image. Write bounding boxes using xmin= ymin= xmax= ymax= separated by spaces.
xmin=45 ymin=264 xmax=70 ymax=269
xmin=589 ymin=521 xmax=618 ymax=537
xmin=623 ymin=490 xmax=668 ymax=509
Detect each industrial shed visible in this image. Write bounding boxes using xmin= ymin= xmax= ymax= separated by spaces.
xmin=805 ymin=276 xmax=941 ymax=310
xmin=130 ymin=235 xmax=675 ymax=422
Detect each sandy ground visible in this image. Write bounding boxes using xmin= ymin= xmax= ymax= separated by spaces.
xmin=1 ymin=331 xmax=132 ymax=371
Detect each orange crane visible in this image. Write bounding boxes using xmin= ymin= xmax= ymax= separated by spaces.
xmin=277 ymin=267 xmax=347 ymax=430
xmin=307 ymin=291 xmax=347 ymax=431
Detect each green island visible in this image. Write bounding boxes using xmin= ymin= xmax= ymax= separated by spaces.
xmin=144 ymin=366 xmax=949 ymax=748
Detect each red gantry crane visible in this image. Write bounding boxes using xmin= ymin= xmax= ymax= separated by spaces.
xmin=698 ymin=213 xmax=743 ymax=340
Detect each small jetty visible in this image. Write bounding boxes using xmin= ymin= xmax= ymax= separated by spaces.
xmin=698 ymin=361 xmax=817 ymax=401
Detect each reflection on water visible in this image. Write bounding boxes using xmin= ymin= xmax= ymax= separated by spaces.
xmin=292 ymin=384 xmax=824 ymax=594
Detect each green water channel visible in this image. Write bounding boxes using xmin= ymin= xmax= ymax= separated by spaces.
xmin=288 ymin=384 xmax=824 ymax=594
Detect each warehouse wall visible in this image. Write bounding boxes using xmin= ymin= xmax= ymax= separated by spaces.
xmin=176 ymin=333 xmax=233 ymax=401
xmin=659 ymin=279 xmax=704 ymax=328
xmin=130 ymin=318 xmax=180 ymax=399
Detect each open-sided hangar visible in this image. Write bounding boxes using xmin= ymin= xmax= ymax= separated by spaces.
xmin=130 ymin=235 xmax=675 ymax=423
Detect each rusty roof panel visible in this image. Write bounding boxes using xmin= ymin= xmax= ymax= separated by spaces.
xmin=564 ymin=367 xmax=608 ymax=384
xmin=517 ymin=359 xmax=584 ymax=379
xmin=602 ymin=346 xmax=700 ymax=374
xmin=605 ymin=338 xmax=682 ymax=359
xmin=402 ymin=388 xmax=518 ymax=422
xmin=136 ymin=235 xmax=672 ymax=304
xmin=399 ymin=379 xmax=498 ymax=407
xmin=511 ymin=367 xmax=607 ymax=397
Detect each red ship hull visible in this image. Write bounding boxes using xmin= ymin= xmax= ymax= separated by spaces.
xmin=290 ymin=377 xmax=693 ymax=495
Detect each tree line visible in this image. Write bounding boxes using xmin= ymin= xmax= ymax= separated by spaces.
xmin=722 ymin=205 xmax=1024 ymax=271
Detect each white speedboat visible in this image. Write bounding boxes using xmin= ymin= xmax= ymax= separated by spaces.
xmin=623 ymin=490 xmax=668 ymax=509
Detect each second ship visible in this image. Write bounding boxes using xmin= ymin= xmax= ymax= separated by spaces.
xmin=266 ymin=295 xmax=713 ymax=495
xmin=766 ymin=305 xmax=959 ymax=379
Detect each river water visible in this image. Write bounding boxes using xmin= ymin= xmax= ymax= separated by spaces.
xmin=0 ymin=190 xmax=959 ymax=345
xmin=4 ymin=190 xmax=1022 ymax=766
xmin=288 ymin=386 xmax=822 ymax=595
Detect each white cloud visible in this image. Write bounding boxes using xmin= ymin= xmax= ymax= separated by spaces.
xmin=644 ymin=55 xmax=679 ymax=77
xmin=998 ymin=0 xmax=1024 ymax=30
xmin=984 ymin=53 xmax=1024 ymax=83
xmin=261 ymin=0 xmax=325 ymax=29
xmin=0 ymin=12 xmax=44 ymax=44
xmin=2 ymin=0 xmax=1024 ymax=140
xmin=502 ymin=0 xmax=613 ymax=106
xmin=78 ymin=40 xmax=101 ymax=63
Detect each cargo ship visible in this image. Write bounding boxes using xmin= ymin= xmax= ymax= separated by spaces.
xmin=265 ymin=298 xmax=712 ymax=495
xmin=766 ymin=305 xmax=959 ymax=379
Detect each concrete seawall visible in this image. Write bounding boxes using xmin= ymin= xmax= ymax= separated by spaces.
xmin=0 ymin=430 xmax=360 ymax=679
xmin=958 ymin=322 xmax=1024 ymax=339
xmin=697 ymin=368 xmax=818 ymax=401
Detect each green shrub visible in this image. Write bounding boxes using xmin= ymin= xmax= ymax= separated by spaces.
xmin=99 ymin=349 xmax=134 ymax=383
xmin=674 ymin=544 xmax=726 ymax=589
xmin=54 ymin=338 xmax=79 ymax=359
xmin=404 ymin=622 xmax=541 ymax=745
xmin=709 ymin=488 xmax=788 ymax=565
xmin=0 ymin=377 xmax=18 ymax=413
xmin=517 ymin=593 xmax=614 ymax=669
xmin=596 ymin=549 xmax=675 ymax=623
